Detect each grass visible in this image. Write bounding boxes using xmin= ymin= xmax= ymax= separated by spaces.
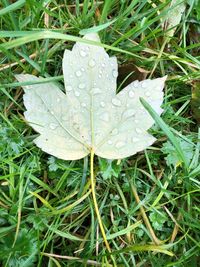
xmin=0 ymin=0 xmax=200 ymax=266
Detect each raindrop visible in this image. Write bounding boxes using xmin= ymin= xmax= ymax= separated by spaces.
xmin=88 ymin=59 xmax=96 ymax=67
xmin=81 ymin=102 xmax=86 ymax=107
xmin=107 ymin=140 xmax=112 ymax=145
xmin=81 ymin=67 xmax=85 ymax=72
xmin=145 ymin=91 xmax=151 ymax=97
xmin=135 ymin=128 xmax=142 ymax=134
xmin=62 ymin=115 xmax=68 ymax=121
xmin=56 ymin=98 xmax=60 ymax=103
xmin=132 ymin=137 xmax=139 ymax=142
xmin=66 ymin=85 xmax=72 ymax=91
xmin=102 ymin=63 xmax=105 ymax=67
xmin=129 ymin=91 xmax=135 ymax=98
xmin=141 ymin=81 xmax=148 ymax=88
xmin=98 ymin=74 xmax=102 ymax=78
xmin=50 ymin=111 xmax=55 ymax=115
xmin=115 ymin=141 xmax=125 ymax=149
xmin=100 ymin=101 xmax=105 ymax=107
xmin=49 ymin=123 xmax=58 ymax=130
xmin=91 ymin=87 xmax=101 ymax=95
xmin=75 ymin=91 xmax=80 ymax=97
xmin=134 ymin=119 xmax=139 ymax=124
xmin=78 ymin=83 xmax=86 ymax=89
xmin=123 ymin=109 xmax=136 ymax=119
xmin=112 ymin=69 xmax=118 ymax=78
xmin=111 ymin=128 xmax=118 ymax=135
xmin=75 ymin=70 xmax=82 ymax=77
xmin=100 ymin=112 xmax=109 ymax=122
xmin=80 ymin=50 xmax=87 ymax=57
xmin=133 ymin=80 xmax=139 ymax=87
xmin=112 ymin=98 xmax=121 ymax=107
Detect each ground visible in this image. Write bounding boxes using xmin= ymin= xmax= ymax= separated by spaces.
xmin=0 ymin=1 xmax=200 ymax=266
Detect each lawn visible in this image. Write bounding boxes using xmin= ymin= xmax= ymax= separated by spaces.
xmin=0 ymin=0 xmax=200 ymax=266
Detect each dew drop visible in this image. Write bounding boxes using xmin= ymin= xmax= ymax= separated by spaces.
xmin=112 ymin=69 xmax=118 ymax=78
xmin=145 ymin=91 xmax=151 ymax=97
xmin=88 ymin=59 xmax=96 ymax=67
xmin=129 ymin=91 xmax=135 ymax=98
xmin=81 ymin=67 xmax=85 ymax=72
xmin=132 ymin=137 xmax=139 ymax=142
xmin=115 ymin=141 xmax=125 ymax=149
xmin=102 ymin=63 xmax=105 ymax=67
xmin=49 ymin=148 xmax=53 ymax=153
xmin=107 ymin=140 xmax=112 ymax=145
xmin=134 ymin=119 xmax=139 ymax=124
xmin=100 ymin=112 xmax=109 ymax=122
xmin=141 ymin=81 xmax=148 ymax=88
xmin=62 ymin=115 xmax=68 ymax=121
xmin=81 ymin=102 xmax=86 ymax=107
xmin=123 ymin=109 xmax=136 ymax=119
xmin=135 ymin=128 xmax=142 ymax=134
xmin=56 ymin=98 xmax=60 ymax=103
xmin=75 ymin=70 xmax=82 ymax=77
xmin=98 ymin=74 xmax=102 ymax=78
xmin=49 ymin=123 xmax=58 ymax=130
xmin=75 ymin=91 xmax=80 ymax=97
xmin=50 ymin=111 xmax=55 ymax=115
xmin=91 ymin=87 xmax=101 ymax=95
xmin=112 ymin=98 xmax=121 ymax=107
xmin=78 ymin=83 xmax=86 ymax=89
xmin=111 ymin=128 xmax=118 ymax=135
xmin=100 ymin=101 xmax=105 ymax=107
xmin=133 ymin=80 xmax=139 ymax=87
xmin=66 ymin=85 xmax=72 ymax=91
xmin=80 ymin=50 xmax=87 ymax=57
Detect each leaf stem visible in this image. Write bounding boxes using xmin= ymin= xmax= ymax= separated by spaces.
xmin=90 ymin=149 xmax=116 ymax=266
xmin=130 ymin=182 xmax=161 ymax=245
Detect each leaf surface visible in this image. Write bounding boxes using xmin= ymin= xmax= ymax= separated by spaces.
xmin=16 ymin=33 xmax=166 ymax=160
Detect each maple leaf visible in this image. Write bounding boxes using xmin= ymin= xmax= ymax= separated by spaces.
xmin=15 ymin=33 xmax=166 ymax=160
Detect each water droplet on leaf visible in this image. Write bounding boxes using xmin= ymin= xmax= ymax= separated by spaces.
xmin=100 ymin=101 xmax=105 ymax=107
xmin=129 ymin=91 xmax=135 ymax=98
xmin=112 ymin=98 xmax=121 ymax=107
xmin=136 ymin=128 xmax=142 ymax=134
xmin=91 ymin=88 xmax=101 ymax=95
xmin=78 ymin=83 xmax=86 ymax=89
xmin=49 ymin=123 xmax=58 ymax=130
xmin=123 ymin=109 xmax=136 ymax=119
xmin=81 ymin=102 xmax=86 ymax=107
xmin=112 ymin=70 xmax=118 ymax=78
xmin=132 ymin=137 xmax=139 ymax=142
xmin=111 ymin=128 xmax=118 ymax=135
xmin=75 ymin=91 xmax=80 ymax=97
xmin=75 ymin=70 xmax=82 ymax=77
xmin=66 ymin=85 xmax=72 ymax=91
xmin=115 ymin=141 xmax=125 ymax=148
xmin=100 ymin=112 xmax=109 ymax=122
xmin=80 ymin=50 xmax=87 ymax=57
xmin=88 ymin=59 xmax=96 ymax=67
xmin=145 ymin=91 xmax=151 ymax=97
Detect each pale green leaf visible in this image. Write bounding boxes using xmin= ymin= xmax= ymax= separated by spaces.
xmin=162 ymin=0 xmax=186 ymax=37
xmin=16 ymin=33 xmax=166 ymax=160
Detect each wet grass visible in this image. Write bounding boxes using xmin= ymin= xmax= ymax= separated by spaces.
xmin=0 ymin=0 xmax=200 ymax=266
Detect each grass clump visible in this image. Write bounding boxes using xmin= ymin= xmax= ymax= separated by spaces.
xmin=0 ymin=1 xmax=200 ymax=266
